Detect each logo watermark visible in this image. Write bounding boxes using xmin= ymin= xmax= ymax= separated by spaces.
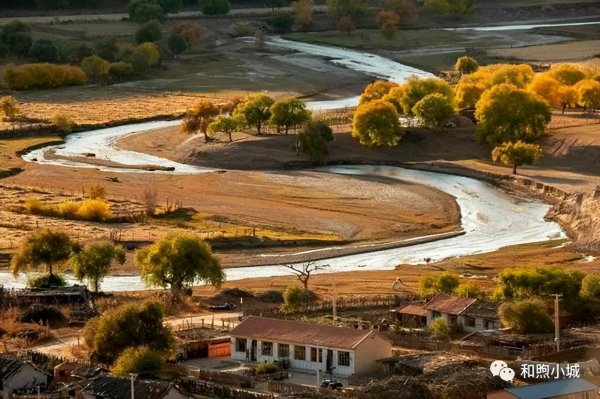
xmin=490 ymin=360 xmax=581 ymax=382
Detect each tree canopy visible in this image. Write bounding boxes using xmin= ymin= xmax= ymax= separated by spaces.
xmin=455 ymin=55 xmax=478 ymax=75
xmin=400 ymin=76 xmax=453 ymax=115
xmin=11 ymin=229 xmax=78 ymax=277
xmin=208 ymin=114 xmax=238 ymax=142
xmin=83 ymin=301 xmax=174 ymax=364
xmin=233 ymin=95 xmax=274 ymax=135
xmin=135 ymin=233 xmax=224 ymax=297
xmin=182 ymin=100 xmax=219 ymax=142
xmin=72 ymin=242 xmax=126 ymax=292
xmin=454 ymin=81 xmax=485 ymax=109
xmin=491 ymin=140 xmax=542 ymax=174
xmin=413 ymin=93 xmax=455 ymax=130
xmin=111 ymin=346 xmax=164 ymax=377
xmin=499 ymin=299 xmax=554 ymax=334
xmin=547 ymin=63 xmax=588 ymax=86
xmin=352 ymin=99 xmax=403 ymax=147
xmin=475 ymin=84 xmax=551 ymax=145
xmin=297 ymin=120 xmax=334 ymax=162
xmin=269 ymin=98 xmax=311 ymax=134
xmin=359 ymin=80 xmax=399 ymax=105
xmin=576 ymin=79 xmax=600 ymax=110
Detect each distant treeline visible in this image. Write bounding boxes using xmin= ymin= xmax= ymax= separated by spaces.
xmin=0 ymin=0 xmax=282 ymax=10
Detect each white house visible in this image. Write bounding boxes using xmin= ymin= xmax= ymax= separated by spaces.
xmin=229 ymin=316 xmax=392 ymax=378
xmin=0 ymin=356 xmax=50 ymax=398
xmin=423 ymin=293 xmax=501 ymax=332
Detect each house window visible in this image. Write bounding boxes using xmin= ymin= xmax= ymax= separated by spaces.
xmin=432 ymin=311 xmax=441 ymax=319
xmin=236 ymin=338 xmax=247 ymax=353
xmin=294 ymin=345 xmax=306 ymax=361
xmin=338 ymin=351 xmax=350 ymax=367
xmin=464 ymin=317 xmax=475 ymax=327
xmin=310 ymin=347 xmax=323 ymax=362
xmin=278 ymin=344 xmax=289 ymax=358
xmin=262 ymin=341 xmax=273 ymax=357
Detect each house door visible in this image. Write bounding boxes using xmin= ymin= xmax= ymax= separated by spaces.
xmin=251 ymin=340 xmax=257 ymax=361
xmin=326 ymin=349 xmax=333 ymax=374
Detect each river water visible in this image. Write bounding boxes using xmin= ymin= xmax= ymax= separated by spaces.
xmin=11 ymin=22 xmax=580 ymax=290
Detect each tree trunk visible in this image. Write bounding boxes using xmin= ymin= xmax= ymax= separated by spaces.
xmin=203 ymin=130 xmax=210 ymax=143
xmin=256 ymin=122 xmax=262 ymax=135
xmin=284 ymin=126 xmax=289 ymax=135
xmin=47 ymin=262 xmax=53 ymax=276
xmin=93 ymin=277 xmax=99 ymax=293
xmin=513 ymin=164 xmax=517 ymax=174
xmin=562 ymin=103 xmax=566 ymax=114
xmin=228 ymin=132 xmax=233 ymax=142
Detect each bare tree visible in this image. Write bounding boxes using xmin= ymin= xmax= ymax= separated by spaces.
xmin=142 ymin=187 xmax=158 ymax=216
xmin=283 ymin=261 xmax=329 ymax=291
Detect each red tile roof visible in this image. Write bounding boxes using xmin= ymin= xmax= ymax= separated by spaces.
xmin=423 ymin=294 xmax=477 ymax=315
xmin=398 ymin=304 xmax=428 ymax=317
xmin=230 ymin=316 xmax=381 ymax=350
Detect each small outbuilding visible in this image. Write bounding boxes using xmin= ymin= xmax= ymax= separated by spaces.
xmin=0 ymin=356 xmax=50 ymax=397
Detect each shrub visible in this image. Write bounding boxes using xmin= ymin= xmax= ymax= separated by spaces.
xmin=88 ymin=184 xmax=107 ymax=200
xmin=3 ymin=63 xmax=86 ymax=90
xmin=580 ymin=274 xmax=600 ymax=300
xmin=58 ymin=201 xmax=81 ymax=218
xmin=168 ymin=34 xmax=188 ymax=56
xmin=18 ymin=304 xmax=66 ymax=327
xmin=108 ymin=62 xmax=135 ymax=81
xmin=112 ymin=346 xmax=164 ymax=377
xmin=230 ymin=22 xmax=256 ymax=37
xmin=96 ymin=38 xmax=119 ymax=62
xmin=430 ymin=317 xmax=450 ymax=340
xmin=26 ymin=273 xmax=67 ymax=289
xmin=29 ymin=39 xmax=59 ymax=62
xmin=0 ymin=96 xmax=19 ymax=121
xmin=499 ymin=299 xmax=554 ymax=334
xmin=81 ymin=55 xmax=110 ymax=79
xmin=336 ymin=16 xmax=355 ymax=34
xmin=24 ymin=198 xmax=50 ymax=215
xmin=256 ymin=362 xmax=279 ymax=374
xmin=201 ymin=0 xmax=231 ymax=15
xmin=269 ymin=13 xmax=294 ymax=33
xmin=129 ymin=0 xmax=165 ymax=22
xmin=135 ymin=19 xmax=163 ymax=44
xmin=51 ymin=112 xmax=74 ymax=133
xmin=137 ymin=42 xmax=160 ymax=66
xmin=77 ymin=199 xmax=111 ymax=222
xmin=454 ymin=281 xmax=482 ymax=298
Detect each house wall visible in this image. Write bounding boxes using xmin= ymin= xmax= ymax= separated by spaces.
xmin=457 ymin=316 xmax=502 ymax=332
xmin=2 ymin=365 xmax=49 ymax=396
xmin=230 ymin=337 xmax=357 ymax=377
xmin=353 ymin=333 xmax=392 ymax=375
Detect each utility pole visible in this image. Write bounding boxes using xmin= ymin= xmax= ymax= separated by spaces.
xmin=129 ymin=373 xmax=137 ymax=399
xmin=553 ymin=294 xmax=563 ymax=352
xmin=331 ymin=279 xmax=337 ymax=322
xmin=316 ymin=342 xmax=321 ymax=390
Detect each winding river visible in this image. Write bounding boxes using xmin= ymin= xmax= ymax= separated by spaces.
xmin=9 ymin=21 xmax=586 ymax=290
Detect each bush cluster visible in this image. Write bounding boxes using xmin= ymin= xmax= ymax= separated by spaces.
xmin=3 ymin=63 xmax=86 ymax=90
xmin=23 ymin=198 xmax=112 ymax=222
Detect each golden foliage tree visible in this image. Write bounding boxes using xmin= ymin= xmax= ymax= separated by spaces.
xmin=352 ymin=100 xmax=403 ymax=147
xmin=491 ymin=140 xmax=542 ymax=174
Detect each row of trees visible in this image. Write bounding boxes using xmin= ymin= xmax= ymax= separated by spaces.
xmin=10 ymin=228 xmax=224 ymax=297
xmin=352 ymin=59 xmax=600 ymax=173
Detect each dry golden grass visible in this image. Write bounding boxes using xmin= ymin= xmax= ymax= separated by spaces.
xmin=0 ymin=136 xmax=62 ymax=171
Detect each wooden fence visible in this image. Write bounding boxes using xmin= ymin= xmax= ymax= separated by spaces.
xmin=175 ymin=377 xmax=273 ymax=399
xmin=189 ymin=368 xmax=253 ymax=388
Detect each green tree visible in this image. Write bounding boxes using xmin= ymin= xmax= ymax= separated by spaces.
xmin=359 ymin=80 xmax=399 ymax=105
xmin=495 ymin=266 xmax=585 ymax=303
xmin=400 ymin=76 xmax=454 ymax=115
xmin=0 ymin=96 xmax=19 ymax=122
xmin=499 ymin=299 xmax=553 ymax=334
xmin=208 ymin=115 xmax=238 ymax=142
xmin=128 ymin=0 xmax=165 ymax=22
xmin=430 ymin=317 xmax=450 ymax=340
xmin=492 ymin=140 xmax=542 ymax=174
xmin=576 ymin=79 xmax=600 ymax=110
xmin=455 ymin=55 xmax=478 ymax=75
xmin=269 ymin=98 xmax=311 ymax=134
xmin=419 ymin=275 xmax=436 ymax=297
xmin=284 ymin=284 xmax=305 ymax=312
xmin=135 ymin=233 xmax=224 ymax=298
xmin=436 ymin=270 xmax=460 ymax=294
xmin=0 ymin=20 xmax=32 ymax=57
xmin=413 ymin=93 xmax=455 ymax=130
xmin=135 ymin=19 xmax=163 ymax=44
xmin=297 ymin=120 xmax=334 ymax=162
xmin=200 ymin=0 xmax=231 ymax=15
xmin=168 ymin=34 xmax=188 ymax=57
xmin=269 ymin=13 xmax=295 ymax=33
xmin=326 ymin=0 xmax=367 ymax=18
xmin=454 ymin=281 xmax=482 ymax=298
xmin=72 ymin=242 xmax=126 ymax=293
xmin=233 ymin=95 xmax=275 ymax=135
xmin=83 ymin=302 xmax=174 ymax=364
xmin=29 ymin=39 xmax=59 ymax=62
xmin=475 ymin=84 xmax=551 ymax=145
xmin=137 ymin=42 xmax=160 ymax=66
xmin=81 ymin=55 xmax=110 ymax=80
xmin=96 ymin=38 xmax=119 ymax=62
xmin=158 ymin=0 xmax=182 ymax=13
xmin=580 ymin=274 xmax=600 ymax=300
xmin=352 ymin=100 xmax=403 ymax=147
xmin=11 ymin=229 xmax=78 ymax=278
xmin=111 ymin=346 xmax=164 ymax=377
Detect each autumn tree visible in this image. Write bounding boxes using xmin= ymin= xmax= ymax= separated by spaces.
xmin=233 ymin=95 xmax=274 ymax=135
xmin=490 ymin=64 xmax=534 ymax=88
xmin=580 ymin=274 xmax=600 ymax=300
xmin=83 ymin=301 xmax=174 ymax=364
xmin=112 ymin=346 xmax=164 ymax=377
xmin=499 ymin=299 xmax=553 ymax=334
xmin=491 ymin=140 xmax=542 ymax=174
xmin=527 ymin=74 xmax=560 ymax=107
xmin=171 ymin=21 xmax=205 ymax=48
xmin=326 ymin=0 xmax=367 ymax=19
xmin=419 ymin=271 xmax=460 ymax=296
xmin=382 ymin=0 xmax=416 ymax=24
xmin=208 ymin=115 xmax=238 ymax=142
xmin=454 ymin=81 xmax=485 ymax=109
xmin=381 ymin=85 xmax=405 ymax=113
xmin=11 ymin=229 xmax=78 ymax=280
xmin=182 ymin=100 xmax=219 ymax=142
xmin=0 ymin=96 xmax=19 ymax=122
xmin=352 ymin=100 xmax=403 ymax=147
xmin=135 ymin=233 xmax=224 ymax=298
xmin=293 ymin=0 xmax=314 ymax=29
xmin=81 ymin=55 xmax=110 ymax=80
xmin=359 ymin=80 xmax=399 ymax=105
xmin=336 ymin=16 xmax=356 ymax=34
xmin=269 ymin=98 xmax=311 ymax=134
xmin=399 ymin=76 xmax=454 ymax=115
xmin=297 ymin=120 xmax=334 ymax=161
xmin=475 ymin=84 xmax=551 ymax=145
xmin=454 ymin=281 xmax=482 ymax=298
xmin=576 ymin=79 xmax=600 ymax=110
xmin=413 ymin=93 xmax=455 ymax=130
xmin=284 ymin=261 xmax=329 ymax=291
xmin=557 ymin=85 xmax=578 ymax=114
xmin=376 ymin=10 xmax=401 ymax=39
xmin=547 ymin=63 xmax=588 ymax=86
xmin=423 ymin=0 xmax=471 ymax=16
xmin=455 ymin=55 xmax=478 ymax=75
xmin=73 ymin=242 xmax=126 ymax=293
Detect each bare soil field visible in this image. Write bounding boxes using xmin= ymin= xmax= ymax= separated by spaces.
xmin=489 ymin=40 xmax=600 ymax=61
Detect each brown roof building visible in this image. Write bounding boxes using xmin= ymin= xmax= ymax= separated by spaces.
xmin=419 ymin=294 xmax=501 ymax=332
xmin=229 ymin=316 xmax=392 ymax=378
